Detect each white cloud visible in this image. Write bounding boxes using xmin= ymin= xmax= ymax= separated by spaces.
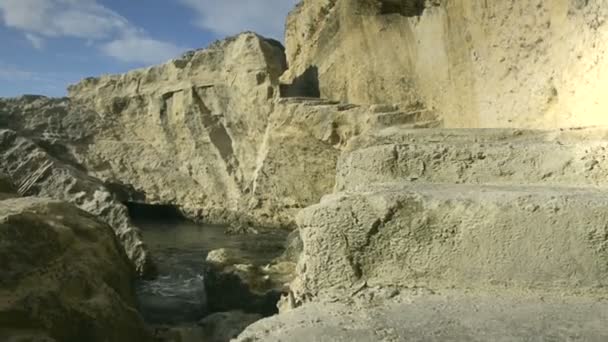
xmin=25 ymin=33 xmax=44 ymax=49
xmin=0 ymin=0 xmax=129 ymax=39
xmin=178 ymin=0 xmax=299 ymax=39
xmin=0 ymin=0 xmax=184 ymax=64
xmin=101 ymin=35 xmax=183 ymax=64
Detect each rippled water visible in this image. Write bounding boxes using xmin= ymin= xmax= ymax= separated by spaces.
xmin=133 ymin=218 xmax=287 ymax=324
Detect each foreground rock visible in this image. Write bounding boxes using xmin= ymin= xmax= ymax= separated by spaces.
xmin=293 ymin=183 xmax=608 ymax=296
xmin=0 ymin=129 xmax=152 ymax=276
xmin=283 ymin=0 xmax=608 ymax=128
xmin=236 ymin=289 xmax=608 ymax=341
xmin=0 ymin=197 xmax=149 ymax=342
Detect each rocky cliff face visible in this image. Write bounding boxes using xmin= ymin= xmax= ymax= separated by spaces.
xmin=66 ymin=33 xmax=288 ymax=225
xmin=283 ymin=0 xmax=608 ymax=128
xmin=0 ymin=32 xmax=438 ymax=229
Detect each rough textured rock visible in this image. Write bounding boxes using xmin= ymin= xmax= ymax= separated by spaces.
xmin=65 ymin=33 xmax=288 ymax=226
xmin=198 ymin=311 xmax=262 ymax=342
xmin=236 ymin=290 xmax=608 ymax=341
xmin=293 ymin=183 xmax=608 ymax=296
xmin=287 ymin=126 xmax=608 ymax=307
xmin=337 ymin=128 xmax=608 ymax=191
xmin=0 ymin=197 xmax=148 ymax=342
xmin=0 ymin=129 xmax=152 ymax=276
xmin=283 ymin=0 xmax=608 ymax=128
xmin=0 ymin=83 xmax=437 ymax=228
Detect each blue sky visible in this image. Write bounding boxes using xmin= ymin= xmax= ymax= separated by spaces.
xmin=0 ymin=0 xmax=298 ymax=97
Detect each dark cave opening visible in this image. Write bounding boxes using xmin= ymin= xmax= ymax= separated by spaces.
xmin=379 ymin=0 xmax=425 ymax=17
xmin=125 ymin=201 xmax=185 ymax=222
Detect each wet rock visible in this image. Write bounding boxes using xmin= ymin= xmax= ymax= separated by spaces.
xmin=0 ymin=197 xmax=149 ymax=342
xmin=203 ymin=261 xmax=282 ymax=317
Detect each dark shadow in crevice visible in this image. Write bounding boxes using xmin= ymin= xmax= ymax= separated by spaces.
xmin=280 ymin=65 xmax=320 ymax=98
xmin=380 ymin=0 xmax=425 ymax=16
xmin=125 ymin=202 xmax=185 ymax=222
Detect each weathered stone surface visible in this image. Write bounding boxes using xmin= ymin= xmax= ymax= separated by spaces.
xmin=0 ymin=197 xmax=148 ymax=342
xmin=0 ymin=129 xmax=152 ymax=276
xmin=337 ymin=128 xmax=608 ymax=191
xmin=283 ymin=0 xmax=608 ymax=128
xmin=65 ymin=33 xmax=288 ymax=226
xmin=0 ymin=88 xmax=437 ymax=228
xmin=236 ymin=290 xmax=608 ymax=341
xmin=293 ymin=183 xmax=608 ymax=296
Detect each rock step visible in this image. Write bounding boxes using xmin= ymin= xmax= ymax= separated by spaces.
xmin=348 ymin=127 xmax=608 ymax=151
xmin=277 ymin=97 xmax=340 ymax=106
xmin=368 ymin=109 xmax=438 ymax=128
xmin=337 ymin=127 xmax=608 ymax=191
xmin=236 ymin=293 xmax=608 ymax=341
xmin=295 ymin=183 xmax=608 ymax=294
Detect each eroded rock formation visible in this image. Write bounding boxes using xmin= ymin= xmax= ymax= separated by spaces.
xmin=0 ymin=129 xmax=152 ymax=276
xmin=283 ymin=0 xmax=608 ymax=127
xmin=2 ymin=0 xmax=608 ymax=340
xmin=0 ymin=33 xmax=438 ymax=229
xmin=0 ymin=197 xmax=148 ymax=341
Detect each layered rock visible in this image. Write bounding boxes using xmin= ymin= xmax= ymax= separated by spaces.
xmin=64 ymin=33 xmax=288 ymax=225
xmin=0 ymin=34 xmax=438 ymax=228
xmin=337 ymin=128 xmax=608 ymax=191
xmin=283 ymin=0 xmax=608 ymax=128
xmin=247 ymin=127 xmax=608 ymax=340
xmin=291 ymin=127 xmax=608 ymax=297
xmin=0 ymin=197 xmax=148 ymax=341
xmin=0 ymin=129 xmax=151 ymax=276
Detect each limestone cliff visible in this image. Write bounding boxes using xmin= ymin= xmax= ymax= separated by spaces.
xmin=282 ymin=0 xmax=608 ymax=128
xmin=0 ymin=32 xmax=438 ymax=229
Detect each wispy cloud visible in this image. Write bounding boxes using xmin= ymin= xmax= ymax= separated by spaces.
xmin=0 ymin=0 xmax=184 ymax=64
xmin=25 ymin=33 xmax=44 ymax=49
xmin=0 ymin=0 xmax=129 ymax=39
xmin=101 ymin=35 xmax=184 ymax=64
xmin=178 ymin=0 xmax=299 ymax=39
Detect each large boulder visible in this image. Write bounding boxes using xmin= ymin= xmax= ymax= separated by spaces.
xmin=282 ymin=0 xmax=608 ymax=128
xmin=0 ymin=197 xmax=149 ymax=342
xmin=293 ymin=183 xmax=608 ymax=296
xmin=0 ymin=129 xmax=152 ymax=276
